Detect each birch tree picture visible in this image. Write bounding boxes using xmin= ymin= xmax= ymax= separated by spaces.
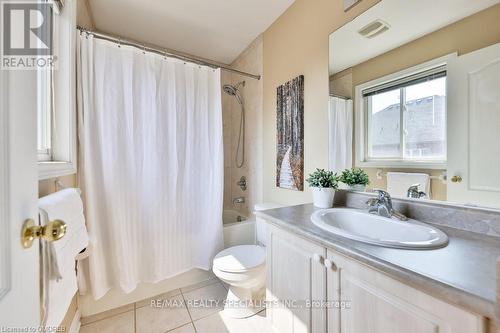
xmin=276 ymin=75 xmax=304 ymax=191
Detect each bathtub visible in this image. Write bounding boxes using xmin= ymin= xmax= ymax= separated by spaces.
xmin=222 ymin=209 xmax=256 ymax=248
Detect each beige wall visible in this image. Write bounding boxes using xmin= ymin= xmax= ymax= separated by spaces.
xmin=262 ymin=0 xmax=380 ymax=205
xmin=352 ymin=4 xmax=500 ymax=87
xmin=76 ymin=0 xmax=95 ymax=29
xmin=330 ymin=68 xmax=353 ymax=98
xmin=39 ymin=174 xmax=77 ymax=197
xmin=346 ymin=4 xmax=500 ymax=201
xmin=222 ymin=36 xmax=264 ymax=217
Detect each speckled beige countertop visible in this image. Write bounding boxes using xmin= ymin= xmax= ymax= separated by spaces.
xmin=257 ymin=203 xmax=500 ymax=320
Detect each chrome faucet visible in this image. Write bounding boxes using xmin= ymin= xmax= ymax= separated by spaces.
xmin=366 ymin=189 xmax=408 ymax=221
xmin=233 ymin=196 xmax=245 ymax=204
xmin=236 ymin=176 xmax=247 ymax=191
xmin=407 ymin=184 xmax=427 ymax=199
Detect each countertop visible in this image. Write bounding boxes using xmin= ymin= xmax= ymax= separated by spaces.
xmin=256 ymin=203 xmax=500 ymax=320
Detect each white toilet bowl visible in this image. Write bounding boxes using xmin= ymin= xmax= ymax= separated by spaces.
xmin=212 ymin=245 xmax=266 ymax=318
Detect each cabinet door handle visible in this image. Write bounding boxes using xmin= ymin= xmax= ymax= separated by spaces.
xmin=313 ymin=253 xmax=324 ymax=264
xmin=324 ymin=259 xmax=337 ymax=271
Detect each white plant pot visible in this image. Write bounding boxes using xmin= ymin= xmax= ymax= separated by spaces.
xmin=311 ymin=187 xmax=336 ymax=208
xmin=348 ymin=184 xmax=366 ymax=192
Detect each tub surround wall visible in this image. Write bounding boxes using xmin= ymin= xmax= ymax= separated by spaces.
xmin=222 ymin=35 xmax=263 ymax=218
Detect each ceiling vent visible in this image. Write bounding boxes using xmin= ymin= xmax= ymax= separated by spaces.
xmin=358 ymin=20 xmax=390 ymax=39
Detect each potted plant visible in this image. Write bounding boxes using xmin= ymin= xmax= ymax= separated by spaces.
xmin=306 ymin=168 xmax=339 ymax=208
xmin=340 ymin=168 xmax=370 ymax=192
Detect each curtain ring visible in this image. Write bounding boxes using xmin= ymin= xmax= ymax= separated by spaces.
xmin=118 ymin=38 xmax=121 ymax=48
xmin=163 ymin=50 xmax=167 ymax=60
xmin=143 ymin=44 xmax=146 ymax=54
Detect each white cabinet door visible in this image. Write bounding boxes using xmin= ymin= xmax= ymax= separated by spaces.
xmin=447 ymin=43 xmax=500 ymax=208
xmin=328 ymin=251 xmax=485 ymax=333
xmin=266 ymin=225 xmax=327 ymax=333
xmin=0 ymin=67 xmax=40 ymax=323
xmin=326 ymin=250 xmax=340 ymax=333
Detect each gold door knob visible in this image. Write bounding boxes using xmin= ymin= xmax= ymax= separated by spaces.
xmin=21 ymin=219 xmax=67 ymax=249
xmin=451 ymin=175 xmax=463 ymax=183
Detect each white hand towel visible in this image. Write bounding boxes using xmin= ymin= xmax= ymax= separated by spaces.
xmin=39 ymin=188 xmax=89 ymax=328
xmin=386 ymin=172 xmax=430 ymax=198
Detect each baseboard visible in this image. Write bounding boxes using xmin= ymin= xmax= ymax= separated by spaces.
xmin=79 ymin=268 xmax=215 ymax=317
xmin=68 ymin=309 xmax=81 ymax=333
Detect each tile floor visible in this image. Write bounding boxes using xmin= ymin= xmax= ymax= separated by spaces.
xmin=79 ymin=277 xmax=275 ymax=333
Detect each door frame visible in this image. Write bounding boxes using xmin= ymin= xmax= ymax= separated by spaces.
xmin=0 ymin=67 xmax=11 ymax=300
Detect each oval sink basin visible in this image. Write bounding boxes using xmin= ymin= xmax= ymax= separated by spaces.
xmin=311 ymin=208 xmax=448 ymax=249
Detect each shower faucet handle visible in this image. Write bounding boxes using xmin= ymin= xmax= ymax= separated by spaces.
xmin=232 ymin=197 xmax=245 ymax=204
xmin=237 ymin=176 xmax=247 ymax=191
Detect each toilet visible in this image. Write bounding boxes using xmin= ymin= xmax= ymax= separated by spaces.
xmin=213 ymin=245 xmax=266 ymax=318
xmin=213 ymin=203 xmax=284 ymax=318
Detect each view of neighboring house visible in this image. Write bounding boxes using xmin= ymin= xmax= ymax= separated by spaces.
xmin=370 ymin=95 xmax=446 ymax=159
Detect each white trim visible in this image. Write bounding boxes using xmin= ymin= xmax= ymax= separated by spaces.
xmin=0 ymin=61 xmax=11 ymax=300
xmin=38 ymin=0 xmax=77 ymax=180
xmin=79 ymin=269 xmax=213 ymax=316
xmin=39 ymin=161 xmax=77 ymax=180
xmin=68 ymin=310 xmax=81 ymax=333
xmin=354 ymin=53 xmax=457 ymax=169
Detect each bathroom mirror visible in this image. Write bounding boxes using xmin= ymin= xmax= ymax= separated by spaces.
xmin=328 ymin=0 xmax=500 ymax=208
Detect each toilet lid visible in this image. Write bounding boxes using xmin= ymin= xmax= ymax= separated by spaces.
xmin=213 ymin=245 xmax=265 ymax=272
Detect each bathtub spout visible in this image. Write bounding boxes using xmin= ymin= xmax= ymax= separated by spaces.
xmin=233 ymin=197 xmax=245 ymax=204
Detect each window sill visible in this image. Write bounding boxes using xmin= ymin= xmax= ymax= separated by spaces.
xmin=38 ymin=161 xmax=77 ymax=180
xmin=356 ymin=160 xmax=447 ymax=170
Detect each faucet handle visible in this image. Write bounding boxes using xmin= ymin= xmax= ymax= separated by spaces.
xmin=408 ymin=183 xmax=420 ymax=191
xmin=372 ymin=188 xmax=390 ymax=199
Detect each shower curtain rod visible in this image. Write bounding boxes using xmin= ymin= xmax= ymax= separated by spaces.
xmin=330 ymin=93 xmax=350 ymax=100
xmin=77 ymin=26 xmax=261 ymax=80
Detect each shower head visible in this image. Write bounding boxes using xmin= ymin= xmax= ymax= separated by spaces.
xmin=223 ymin=81 xmax=245 ymax=96
xmin=223 ymin=84 xmax=237 ymax=96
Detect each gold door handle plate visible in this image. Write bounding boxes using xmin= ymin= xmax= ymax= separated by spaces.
xmin=451 ymin=175 xmax=463 ymax=183
xmin=21 ymin=219 xmax=67 ymax=249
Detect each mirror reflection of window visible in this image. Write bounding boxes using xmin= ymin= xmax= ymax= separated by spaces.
xmin=364 ymin=69 xmax=447 ymax=163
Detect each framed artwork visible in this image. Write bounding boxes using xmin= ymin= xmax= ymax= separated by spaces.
xmin=276 ymin=75 xmax=304 ymax=191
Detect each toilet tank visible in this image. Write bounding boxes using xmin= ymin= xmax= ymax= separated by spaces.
xmin=254 ymin=203 xmax=284 ymax=246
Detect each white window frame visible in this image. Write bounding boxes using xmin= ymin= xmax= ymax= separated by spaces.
xmin=354 ymin=53 xmax=456 ymax=169
xmin=38 ymin=0 xmax=77 ymax=180
xmin=37 ymin=67 xmax=52 ymax=162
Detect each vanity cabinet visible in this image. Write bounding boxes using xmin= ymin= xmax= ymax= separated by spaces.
xmin=266 ymin=224 xmax=327 ymax=333
xmin=327 ymin=249 xmax=484 ymax=333
xmin=266 ymin=224 xmax=485 ymax=333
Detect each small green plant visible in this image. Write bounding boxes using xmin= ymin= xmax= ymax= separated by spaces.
xmin=306 ymin=168 xmax=339 ymax=188
xmin=340 ymin=168 xmax=370 ymax=186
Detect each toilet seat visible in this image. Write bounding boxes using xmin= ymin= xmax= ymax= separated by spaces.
xmin=213 ymin=245 xmax=265 ymax=273
xmin=212 ymin=245 xmax=266 ymax=318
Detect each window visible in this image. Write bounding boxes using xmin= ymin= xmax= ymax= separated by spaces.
xmin=37 ymin=68 xmax=52 ymax=161
xmin=38 ymin=0 xmax=77 ymax=179
xmin=355 ymin=59 xmax=450 ymax=169
xmin=37 ymin=2 xmax=54 ymax=162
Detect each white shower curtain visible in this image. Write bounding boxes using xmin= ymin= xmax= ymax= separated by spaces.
xmin=329 ymin=96 xmax=353 ymax=173
xmin=77 ymin=34 xmax=224 ymax=299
